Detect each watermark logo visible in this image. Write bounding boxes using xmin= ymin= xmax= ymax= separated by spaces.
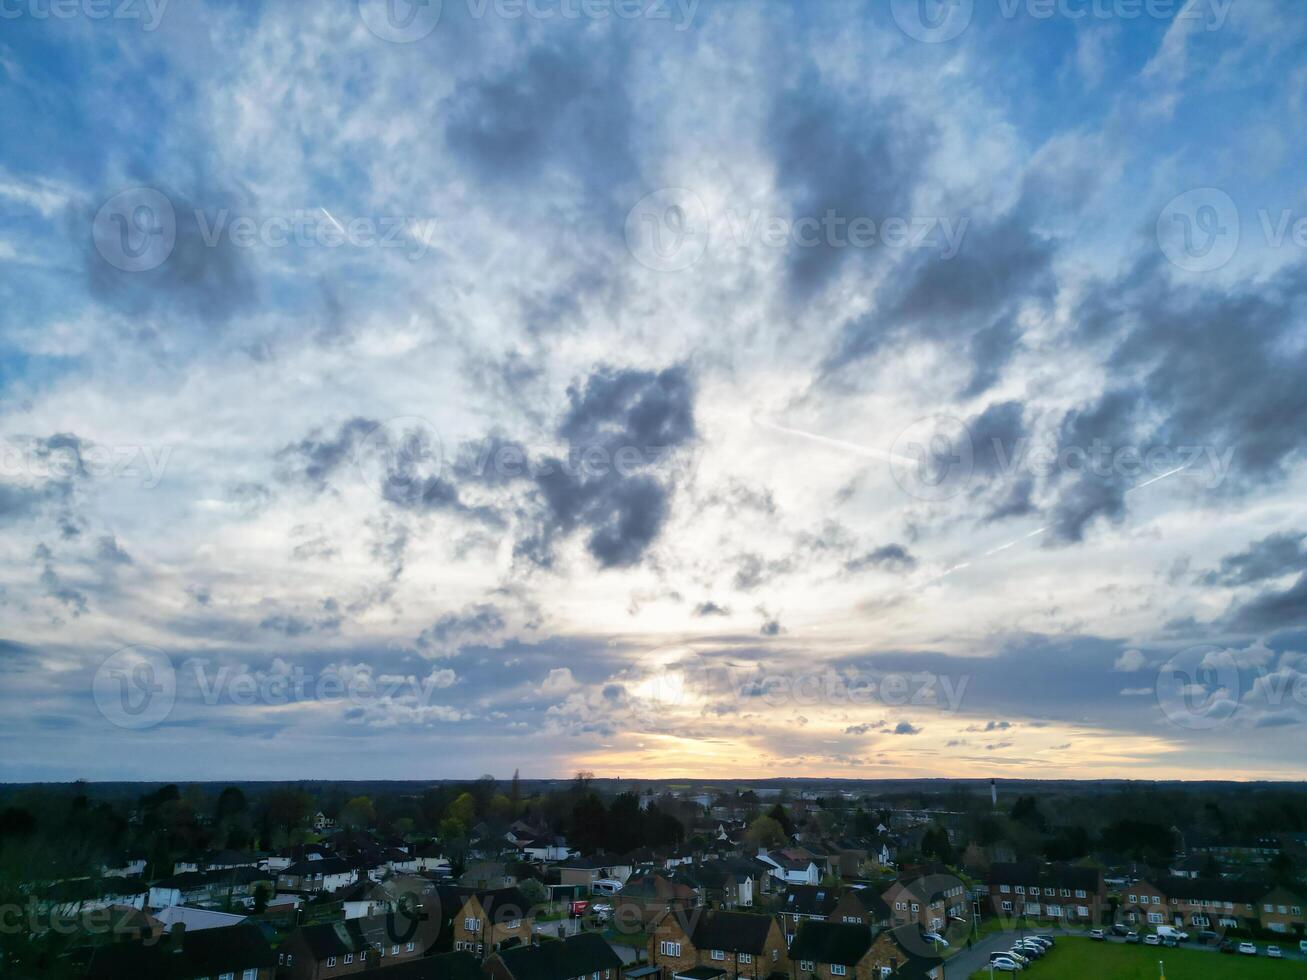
xmin=1157 ymin=187 xmax=1240 ymax=273
xmin=355 ymin=417 xmax=445 ymax=504
xmin=891 ymin=0 xmax=974 ymax=43
xmin=357 ymin=0 xmax=443 ymax=42
xmin=92 ymin=187 xmax=176 ymax=273
xmin=1155 ymin=644 xmax=1241 ymax=731
xmin=93 ymin=645 xmax=176 ymax=730
xmin=625 ymin=188 xmax=711 ymax=272
xmin=891 ymin=415 xmax=974 ymax=501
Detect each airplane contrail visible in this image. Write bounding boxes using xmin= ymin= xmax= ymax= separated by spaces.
xmin=320 ymin=207 xmax=346 ymax=235
xmin=752 ymin=414 xmax=1198 ymax=588
xmin=751 ymin=416 xmax=917 ymax=465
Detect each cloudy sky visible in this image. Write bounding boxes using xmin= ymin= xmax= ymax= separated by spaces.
xmin=2 ymin=0 xmax=1307 ymax=782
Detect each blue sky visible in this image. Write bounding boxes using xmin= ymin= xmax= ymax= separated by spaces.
xmin=2 ymin=0 xmax=1307 ymax=781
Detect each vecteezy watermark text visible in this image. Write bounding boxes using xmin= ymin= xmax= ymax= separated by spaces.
xmin=356 ymin=0 xmax=698 ymax=43
xmin=0 ymin=0 xmax=169 ymax=30
xmin=624 ymin=188 xmax=970 ymax=272
xmin=2 ymin=438 xmax=171 ymax=489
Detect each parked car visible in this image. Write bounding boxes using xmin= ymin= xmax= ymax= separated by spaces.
xmin=1004 ymin=950 xmax=1031 ymax=966
xmin=1125 ymin=931 xmax=1141 ymax=944
xmin=1299 ymin=940 xmax=1307 ymax=954
xmin=1238 ymin=942 xmax=1257 ymax=956
xmin=1012 ymin=942 xmax=1043 ymax=957
xmin=1110 ymin=923 xmax=1130 ymax=936
xmin=1161 ymin=936 xmax=1179 ymax=948
xmin=1090 ymin=929 xmax=1106 ymax=941
xmin=1267 ymin=946 xmax=1282 ymax=959
xmin=1197 ymin=930 xmax=1220 ymax=946
xmin=1219 ymin=940 xmax=1237 ymax=954
xmin=1034 ymin=934 xmax=1056 ymax=946
xmin=922 ymin=932 xmax=949 ymax=947
xmin=990 ymin=956 xmax=1022 ymax=973
xmin=1157 ymin=926 xmax=1188 ymax=942
xmin=1144 ymin=934 xmax=1161 ymax=946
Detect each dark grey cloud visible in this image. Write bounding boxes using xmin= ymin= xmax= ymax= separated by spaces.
xmin=416 ymin=603 xmax=507 ymax=653
xmin=893 ymin=721 xmax=922 ymax=735
xmin=845 ymin=543 xmax=916 ymax=574
xmin=733 ymin=552 xmax=795 ymax=591
xmin=770 ymin=72 xmax=931 ymax=299
xmin=1203 ymin=531 xmax=1307 ymax=587
xmin=822 ymin=210 xmax=1056 ymax=394
xmin=517 ymin=364 xmax=696 ymax=569
xmin=95 ymin=535 xmax=133 ymax=566
xmin=81 ymin=186 xmax=255 ymax=328
xmin=1045 ymin=389 xmax=1137 ymax=543
xmin=1048 ymin=255 xmax=1307 ymax=541
xmin=1228 ymin=573 xmax=1307 ymax=633
xmin=277 ymin=416 xmax=377 ymax=493
xmin=693 ymin=601 xmax=730 ymax=617
xmin=443 ymin=36 xmax=633 ymax=209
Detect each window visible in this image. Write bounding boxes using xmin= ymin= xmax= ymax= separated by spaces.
xmin=799 ymin=961 xmax=814 ymax=972
xmin=327 ymin=957 xmax=336 ymax=967
xmin=407 ymin=943 xmax=415 ymax=952
xmin=243 ymin=971 xmax=257 ymax=980
xmin=739 ymin=954 xmax=752 ymax=964
xmin=659 ymin=942 xmax=682 ymax=957
xmin=1148 ymin=913 xmax=1163 ymax=924
xmin=218 ymin=974 xmax=234 ymax=980
xmin=999 ymin=884 xmax=1011 ymax=894
xmin=1265 ymin=904 xmax=1273 ymax=913
xmin=1077 ymin=906 xmax=1089 ymax=918
xmin=1075 ymin=889 xmax=1086 ymax=898
xmin=1278 ymin=905 xmax=1288 ymax=914
xmin=345 ymin=954 xmax=354 ymax=965
xmin=1152 ymin=896 xmax=1160 ymax=905
xmin=393 ymin=945 xmax=400 ymax=955
xmin=506 ymin=919 xmax=522 ymax=930
xmin=841 ymin=916 xmax=860 ymax=924
xmin=832 ymin=965 xmax=847 ymax=976
xmin=711 ymin=950 xmax=725 ymax=961
xmin=1030 ymin=887 xmax=1040 ymax=896
xmin=1001 ymin=901 xmax=1013 ymax=912
xmin=772 ymin=950 xmax=779 ymax=962
xmin=1293 ymin=906 xmax=1302 ymax=915
xmin=1060 ymin=889 xmax=1070 ymax=898
xmin=1129 ymin=895 xmax=1137 ymax=904
xmin=910 ymin=904 xmax=919 ymax=913
xmin=1016 ymin=886 xmax=1025 ymax=895
xmin=465 ymin=917 xmax=481 ymax=931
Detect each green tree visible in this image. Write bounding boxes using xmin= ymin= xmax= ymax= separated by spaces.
xmin=744 ymin=815 xmax=786 ymax=849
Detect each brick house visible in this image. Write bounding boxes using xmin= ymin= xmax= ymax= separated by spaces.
xmin=882 ymin=875 xmax=967 ymax=933
xmin=780 ymin=886 xmax=841 ymax=944
xmin=618 ymin=874 xmax=703 ymax=929
xmin=987 ymin=862 xmax=1105 ymax=925
xmin=648 ymin=908 xmax=791 ymax=980
xmin=829 ymin=889 xmax=890 ymax=930
xmin=486 ymin=932 xmax=623 ymax=980
xmin=787 ymin=921 xmax=945 ymax=980
xmin=279 ymin=915 xmax=426 ymax=979
xmin=1126 ymin=877 xmax=1305 ymax=933
xmin=452 ymin=888 xmax=534 ymax=958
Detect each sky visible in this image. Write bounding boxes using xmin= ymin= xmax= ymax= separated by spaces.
xmin=2 ymin=0 xmax=1307 ymax=783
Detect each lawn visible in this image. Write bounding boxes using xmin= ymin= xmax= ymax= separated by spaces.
xmin=968 ymin=937 xmax=1307 ymax=979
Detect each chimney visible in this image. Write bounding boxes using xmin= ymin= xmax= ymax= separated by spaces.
xmin=170 ymin=921 xmax=186 ymax=953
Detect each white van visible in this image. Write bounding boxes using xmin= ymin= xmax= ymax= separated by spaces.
xmin=592 ymin=878 xmax=624 ymax=896
xmin=1156 ymin=925 xmax=1188 ymax=941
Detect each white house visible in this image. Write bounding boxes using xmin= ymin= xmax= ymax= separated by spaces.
xmin=757 ymin=851 xmax=820 ymax=886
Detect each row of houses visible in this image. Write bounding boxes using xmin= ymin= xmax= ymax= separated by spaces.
xmin=1125 ymin=876 xmax=1305 ymax=934
xmin=648 ymin=907 xmax=944 ymax=980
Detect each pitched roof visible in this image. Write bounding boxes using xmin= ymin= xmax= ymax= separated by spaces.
xmin=687 ymin=910 xmax=776 ymax=954
xmin=988 ymin=861 xmax=1100 ymax=892
xmin=782 ymin=885 xmax=840 ymax=918
xmin=788 ymin=921 xmax=874 ymax=966
xmin=493 ymin=933 xmax=622 ymax=980
xmin=1144 ymin=876 xmax=1270 ymax=905
xmin=85 ymin=921 xmax=275 ymax=979
xmin=356 ymin=950 xmax=483 ymax=980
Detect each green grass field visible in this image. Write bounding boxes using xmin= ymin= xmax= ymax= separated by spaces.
xmin=969 ymin=937 xmax=1307 ymax=979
